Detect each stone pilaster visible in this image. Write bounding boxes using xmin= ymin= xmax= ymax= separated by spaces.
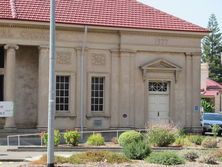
xmin=37 ymin=46 xmax=49 ymax=129
xmin=4 ymin=44 xmax=19 ymax=129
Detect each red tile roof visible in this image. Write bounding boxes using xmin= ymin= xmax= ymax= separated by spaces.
xmin=0 ymin=0 xmax=208 ymax=32
xmin=201 ymin=79 xmax=222 ymax=97
xmin=206 ymin=79 xmax=222 ymax=90
xmin=201 ymin=90 xmax=219 ymax=97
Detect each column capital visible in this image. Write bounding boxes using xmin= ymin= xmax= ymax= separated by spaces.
xmin=38 ymin=45 xmax=49 ymax=50
xmin=4 ymin=44 xmax=19 ymax=50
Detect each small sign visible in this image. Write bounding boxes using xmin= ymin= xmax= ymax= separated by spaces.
xmin=0 ymin=101 xmax=14 ymax=117
xmin=194 ymin=105 xmax=200 ymax=112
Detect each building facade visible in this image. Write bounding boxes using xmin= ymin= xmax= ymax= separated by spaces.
xmin=0 ymin=0 xmax=208 ymax=130
xmin=201 ymin=63 xmax=222 ymax=112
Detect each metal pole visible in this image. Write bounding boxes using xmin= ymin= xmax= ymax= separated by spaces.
xmin=47 ymin=0 xmax=56 ymax=166
xmin=80 ymin=26 xmax=88 ymax=139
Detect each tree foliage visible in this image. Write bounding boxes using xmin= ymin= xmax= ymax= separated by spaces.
xmin=201 ymin=98 xmax=214 ymax=112
xmin=202 ymin=14 xmax=222 ymax=82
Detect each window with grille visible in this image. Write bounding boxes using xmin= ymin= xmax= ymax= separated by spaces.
xmin=149 ymin=82 xmax=168 ymax=92
xmin=56 ymin=76 xmax=70 ymax=112
xmin=91 ymin=77 xmax=105 ymax=112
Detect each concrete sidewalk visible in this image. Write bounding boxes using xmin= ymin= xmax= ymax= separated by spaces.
xmin=0 ymin=146 xmax=74 ymax=167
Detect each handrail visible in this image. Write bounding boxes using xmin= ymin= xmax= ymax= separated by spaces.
xmin=7 ymin=129 xmax=146 ymax=147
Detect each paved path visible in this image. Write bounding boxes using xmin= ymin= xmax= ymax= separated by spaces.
xmin=0 ymin=146 xmax=74 ymax=167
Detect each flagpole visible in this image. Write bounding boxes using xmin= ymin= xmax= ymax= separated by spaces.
xmin=47 ymin=0 xmax=56 ymax=166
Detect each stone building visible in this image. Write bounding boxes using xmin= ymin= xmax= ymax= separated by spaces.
xmin=201 ymin=63 xmax=222 ymax=112
xmin=0 ymin=0 xmax=208 ymax=130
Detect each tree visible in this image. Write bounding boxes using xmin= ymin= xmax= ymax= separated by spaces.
xmin=202 ymin=14 xmax=222 ymax=82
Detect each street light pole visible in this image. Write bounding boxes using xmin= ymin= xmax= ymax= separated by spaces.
xmin=47 ymin=0 xmax=56 ymax=166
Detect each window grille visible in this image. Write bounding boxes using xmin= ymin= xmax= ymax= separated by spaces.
xmin=91 ymin=77 xmax=104 ymax=112
xmin=149 ymin=82 xmax=168 ymax=92
xmin=56 ymin=76 xmax=70 ymax=111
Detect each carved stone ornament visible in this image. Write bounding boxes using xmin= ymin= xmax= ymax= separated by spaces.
xmin=56 ymin=52 xmax=72 ymax=64
xmin=91 ymin=54 xmax=106 ymax=65
xmin=0 ymin=28 xmax=13 ymax=38
xmin=20 ymin=30 xmax=49 ymax=41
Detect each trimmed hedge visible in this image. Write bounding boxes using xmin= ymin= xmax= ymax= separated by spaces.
xmin=118 ymin=130 xmax=143 ymax=146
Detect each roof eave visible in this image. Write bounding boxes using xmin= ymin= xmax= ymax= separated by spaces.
xmin=0 ymin=18 xmax=209 ymax=37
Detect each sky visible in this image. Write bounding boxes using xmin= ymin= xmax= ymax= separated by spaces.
xmin=139 ymin=0 xmax=222 ymax=30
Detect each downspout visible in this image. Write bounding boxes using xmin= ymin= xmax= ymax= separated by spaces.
xmin=80 ymin=26 xmax=88 ymax=139
xmin=220 ymin=92 xmax=221 ymax=111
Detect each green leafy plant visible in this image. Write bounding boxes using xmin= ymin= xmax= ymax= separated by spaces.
xmin=86 ymin=133 xmax=105 ymax=146
xmin=147 ymin=127 xmax=175 ymax=147
xmin=145 ymin=152 xmax=185 ymax=165
xmin=201 ymin=137 xmax=217 ymax=148
xmin=174 ymin=136 xmax=191 ymax=146
xmin=42 ymin=130 xmax=61 ymax=146
xmin=187 ymin=135 xmax=204 ymax=145
xmin=63 ymin=130 xmax=80 ymax=146
xmin=184 ymin=152 xmax=199 ymax=162
xmin=118 ymin=130 xmax=143 ymax=147
xmin=174 ymin=128 xmax=187 ymax=138
xmin=201 ymin=99 xmax=214 ymax=112
xmin=212 ymin=124 xmax=221 ymax=137
xmin=123 ymin=140 xmax=151 ymax=160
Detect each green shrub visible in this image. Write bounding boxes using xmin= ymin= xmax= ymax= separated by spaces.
xmin=42 ymin=130 xmax=61 ymax=146
xmin=174 ymin=128 xmax=187 ymax=138
xmin=184 ymin=152 xmax=199 ymax=162
xmin=201 ymin=99 xmax=214 ymax=112
xmin=174 ymin=136 xmax=186 ymax=146
xmin=63 ymin=130 xmax=80 ymax=146
xmin=87 ymin=133 xmax=105 ymax=146
xmin=201 ymin=137 xmax=217 ymax=148
xmin=145 ymin=152 xmax=185 ymax=165
xmin=199 ymin=156 xmax=217 ymax=164
xmin=212 ymin=124 xmax=221 ymax=137
xmin=147 ymin=127 xmax=175 ymax=147
xmin=123 ymin=140 xmax=151 ymax=160
xmin=188 ymin=135 xmax=204 ymax=145
xmin=118 ymin=130 xmax=143 ymax=146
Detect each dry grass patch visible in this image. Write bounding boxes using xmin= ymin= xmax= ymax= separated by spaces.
xmin=31 ymin=154 xmax=47 ymax=165
xmin=31 ymin=151 xmax=130 ymax=165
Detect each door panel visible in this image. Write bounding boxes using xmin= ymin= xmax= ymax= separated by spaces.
xmin=148 ymin=82 xmax=169 ymax=124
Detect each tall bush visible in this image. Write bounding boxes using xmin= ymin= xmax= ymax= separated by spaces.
xmin=147 ymin=127 xmax=175 ymax=147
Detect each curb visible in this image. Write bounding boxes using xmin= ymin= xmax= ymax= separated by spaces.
xmin=7 ymin=147 xmax=122 ymax=152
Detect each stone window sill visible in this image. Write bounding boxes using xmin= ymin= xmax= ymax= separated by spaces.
xmin=55 ymin=112 xmax=76 ymax=118
xmin=86 ymin=112 xmax=110 ymax=118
